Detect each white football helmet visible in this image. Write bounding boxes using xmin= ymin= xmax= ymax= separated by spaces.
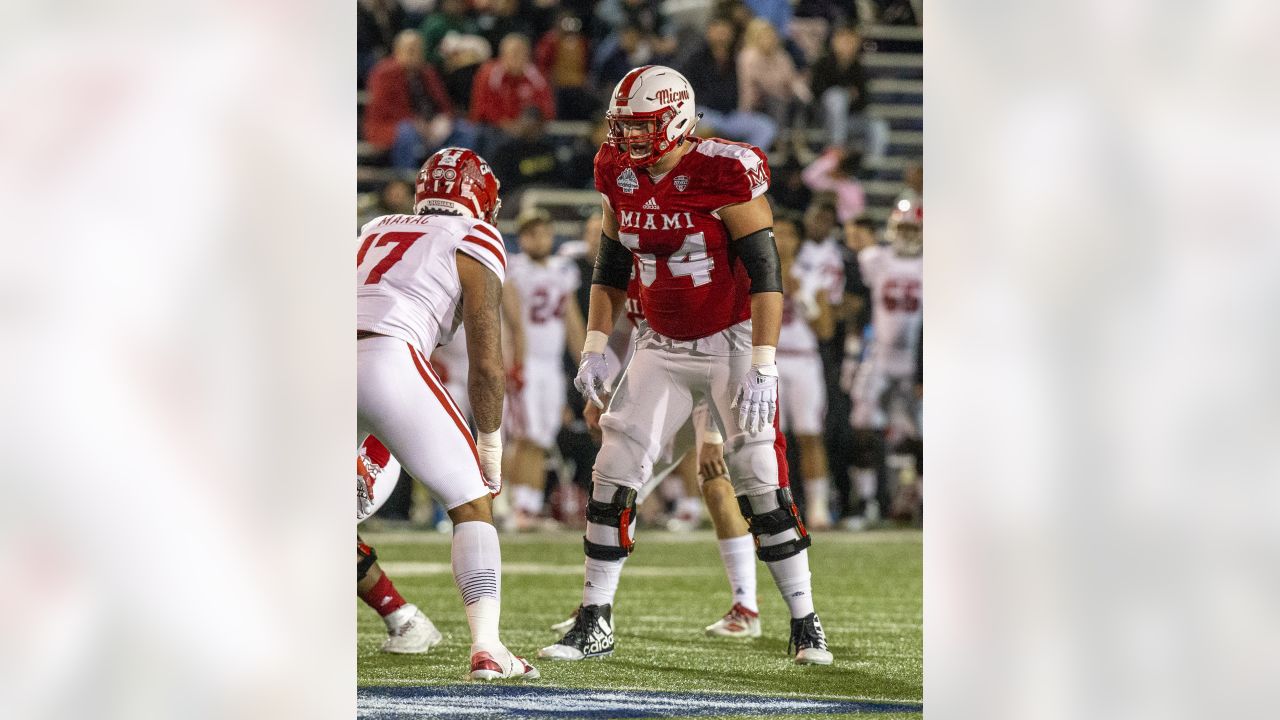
xmin=605 ymin=65 xmax=700 ymax=168
xmin=886 ymin=196 xmax=923 ymax=256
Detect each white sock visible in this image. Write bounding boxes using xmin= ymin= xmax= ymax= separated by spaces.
xmin=514 ymin=485 xmax=543 ymax=515
xmin=805 ymin=476 xmax=831 ymax=520
xmin=854 ymin=468 xmax=877 ymax=501
xmin=583 ymin=557 xmax=626 ymax=606
xmin=717 ymin=534 xmax=758 ymax=612
xmin=451 ymin=521 xmax=502 ymax=651
xmin=766 ymin=551 xmax=815 ymax=619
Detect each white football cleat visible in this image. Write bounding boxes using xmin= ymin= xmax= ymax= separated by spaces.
xmin=790 ymin=613 xmax=834 ymax=665
xmin=469 ymin=648 xmax=540 ymax=681
xmin=704 ymin=603 xmax=762 ymax=638
xmin=380 ymin=606 xmax=443 ymax=654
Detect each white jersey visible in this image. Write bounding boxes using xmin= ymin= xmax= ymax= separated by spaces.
xmin=356 ymin=213 xmax=507 ymax=354
xmin=778 ymin=292 xmax=819 ymax=354
xmin=794 ymin=236 xmax=845 ymax=305
xmin=859 ymin=244 xmax=923 ymax=378
xmin=508 ymin=253 xmax=580 ymax=363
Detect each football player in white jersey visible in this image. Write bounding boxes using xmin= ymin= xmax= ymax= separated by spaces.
xmin=774 ymin=213 xmax=838 ymax=530
xmin=504 ymin=209 xmax=587 ymax=530
xmin=356 ymin=147 xmax=538 ymax=680
xmin=847 ymin=198 xmax=923 ymax=530
xmin=794 ymin=201 xmax=846 ymax=309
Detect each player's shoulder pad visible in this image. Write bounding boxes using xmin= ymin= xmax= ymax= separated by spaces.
xmin=455 ymin=217 xmax=508 ymax=282
xmin=693 ymin=137 xmax=770 ymax=199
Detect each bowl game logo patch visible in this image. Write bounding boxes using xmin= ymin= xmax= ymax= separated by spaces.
xmin=617 ymin=168 xmax=639 ymax=194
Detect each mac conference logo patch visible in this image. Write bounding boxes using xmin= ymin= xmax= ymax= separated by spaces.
xmin=674 ymin=175 xmax=689 ymax=191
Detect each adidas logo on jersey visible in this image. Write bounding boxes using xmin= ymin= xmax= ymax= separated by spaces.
xmin=642 ymin=197 xmax=660 ymax=210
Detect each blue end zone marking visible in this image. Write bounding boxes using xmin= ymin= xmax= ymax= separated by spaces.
xmin=358 ymin=685 xmax=922 ymax=718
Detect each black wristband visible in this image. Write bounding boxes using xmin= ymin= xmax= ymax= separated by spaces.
xmin=735 ymin=227 xmax=783 ymax=293
xmin=591 ymin=233 xmax=632 ymax=290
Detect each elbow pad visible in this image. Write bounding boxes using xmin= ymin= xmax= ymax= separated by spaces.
xmin=735 ymin=227 xmax=783 ymax=293
xmin=592 ymin=233 xmax=632 ymax=291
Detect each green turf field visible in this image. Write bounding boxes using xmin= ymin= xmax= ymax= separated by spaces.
xmin=358 ymin=528 xmax=922 ymax=719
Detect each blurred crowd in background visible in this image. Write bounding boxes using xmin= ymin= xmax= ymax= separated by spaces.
xmin=357 ymin=0 xmax=924 ymax=533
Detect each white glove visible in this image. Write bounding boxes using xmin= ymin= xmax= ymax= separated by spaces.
xmin=574 ymin=352 xmax=610 ymax=409
xmin=732 ymin=363 xmax=779 ymax=434
xmin=476 ymin=430 xmax=503 ymax=496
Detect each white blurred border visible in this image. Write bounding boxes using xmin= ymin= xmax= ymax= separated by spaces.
xmin=1 ymin=2 xmax=353 ymax=718
xmin=927 ymin=1 xmax=1280 ymax=718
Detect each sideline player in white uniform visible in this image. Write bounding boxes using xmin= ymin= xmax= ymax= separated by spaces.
xmin=847 ymin=198 xmax=923 ymax=529
xmin=356 ymin=147 xmax=538 ymax=680
xmin=794 ymin=201 xmax=846 ymax=309
xmin=774 ymin=213 xmax=837 ymax=530
xmin=539 ymin=66 xmax=831 ymax=665
xmin=504 ymin=209 xmax=586 ymax=530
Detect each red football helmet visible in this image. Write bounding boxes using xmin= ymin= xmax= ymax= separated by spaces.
xmin=414 ymin=147 xmax=502 ymax=224
xmin=605 ymin=65 xmax=700 ymax=168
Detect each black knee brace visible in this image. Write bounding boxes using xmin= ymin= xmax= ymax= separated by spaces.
xmin=583 ymin=484 xmax=638 ymax=561
xmin=736 ymin=488 xmax=813 ymax=562
xmin=357 ymin=537 xmax=377 ymax=581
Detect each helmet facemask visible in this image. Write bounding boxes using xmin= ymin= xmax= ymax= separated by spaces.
xmin=606 ymin=109 xmax=676 ymax=168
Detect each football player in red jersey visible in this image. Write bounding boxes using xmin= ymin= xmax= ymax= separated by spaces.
xmin=539 ymin=66 xmax=831 ymax=665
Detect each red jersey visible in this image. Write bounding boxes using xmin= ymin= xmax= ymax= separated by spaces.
xmin=594 ymin=137 xmax=770 ymax=340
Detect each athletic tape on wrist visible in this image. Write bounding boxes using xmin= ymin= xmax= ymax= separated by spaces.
xmin=751 ymin=345 xmax=776 ymax=366
xmin=583 ymin=330 xmax=608 ymax=355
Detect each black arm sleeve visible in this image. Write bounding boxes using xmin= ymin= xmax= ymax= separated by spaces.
xmin=735 ymin=227 xmax=783 ymax=293
xmin=591 ymin=233 xmax=632 ymax=291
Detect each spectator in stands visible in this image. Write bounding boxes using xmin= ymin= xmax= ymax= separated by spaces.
xmin=363 ymin=30 xmax=479 ymax=169
xmin=801 ymin=146 xmax=867 ymax=223
xmin=678 ymin=16 xmax=777 ymax=153
xmin=812 ymin=24 xmax=889 ymax=163
xmin=592 ymin=24 xmax=654 ymax=90
xmin=742 ymin=0 xmax=792 ymax=36
xmin=737 ymin=18 xmax=812 ymax=146
xmin=475 ymin=0 xmax=536 ymax=53
xmin=438 ymin=32 xmax=491 ymax=111
xmin=380 ymin=178 xmax=416 ymax=216
xmin=489 ymin=110 xmax=560 ymax=191
xmin=419 ymin=0 xmax=478 ymax=66
xmin=595 ymin=0 xmax=676 ymax=54
xmin=535 ymin=13 xmax=596 ymax=121
xmin=357 ymin=178 xmax=416 ymax=229
xmin=358 ymin=0 xmax=409 ymax=86
xmin=469 ymin=33 xmax=557 ymax=156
